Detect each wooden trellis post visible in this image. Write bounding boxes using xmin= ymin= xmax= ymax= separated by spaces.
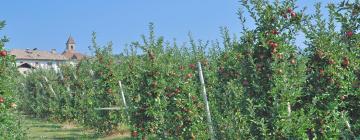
xmin=93 ymin=80 xmax=132 ymax=124
xmin=119 ymin=80 xmax=131 ymax=121
xmin=43 ymin=76 xmax=57 ymax=97
xmin=197 ymin=62 xmax=215 ymax=140
xmin=118 ymin=81 xmax=128 ymax=109
xmin=94 ymin=81 xmax=130 ymax=112
xmin=287 ymin=102 xmax=291 ymax=117
xmin=94 ymin=107 xmax=122 ymax=111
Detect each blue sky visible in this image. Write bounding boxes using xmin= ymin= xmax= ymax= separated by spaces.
xmin=0 ymin=0 xmax=338 ymax=55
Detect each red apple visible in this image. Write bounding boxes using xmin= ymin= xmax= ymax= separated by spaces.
xmin=271 ymin=42 xmax=278 ymax=48
xmin=186 ymin=73 xmax=193 ymax=79
xmin=131 ymin=131 xmax=138 ymax=137
xmin=189 ymin=64 xmax=196 ymax=70
xmin=0 ymin=50 xmax=6 ymax=57
xmin=268 ymin=40 xmax=278 ymax=48
xmin=287 ymin=8 xmax=293 ymax=13
xmin=346 ymin=31 xmax=353 ymax=37
xmin=268 ymin=41 xmax=274 ymax=47
xmin=271 ymin=29 xmax=279 ymax=35
xmin=342 ymin=57 xmax=350 ymax=68
xmin=290 ymin=12 xmax=297 ymax=18
xmin=0 ymin=97 xmax=4 ymax=103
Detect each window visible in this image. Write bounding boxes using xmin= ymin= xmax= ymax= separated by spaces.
xmin=35 ymin=62 xmax=39 ymax=65
xmin=47 ymin=62 xmax=53 ymax=66
xmin=20 ymin=61 xmax=23 ymax=63
xmin=71 ymin=45 xmax=74 ymax=50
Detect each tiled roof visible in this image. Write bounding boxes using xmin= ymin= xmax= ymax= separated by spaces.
xmin=9 ymin=49 xmax=68 ymax=60
xmin=62 ymin=51 xmax=86 ymax=60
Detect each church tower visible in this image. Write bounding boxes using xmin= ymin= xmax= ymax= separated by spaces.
xmin=66 ymin=36 xmax=75 ymax=52
xmin=62 ymin=35 xmax=85 ymax=61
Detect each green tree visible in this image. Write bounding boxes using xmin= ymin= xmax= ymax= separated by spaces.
xmin=232 ymin=0 xmax=308 ymax=138
xmin=0 ymin=20 xmax=26 ymax=139
xmin=300 ymin=1 xmax=359 ymax=138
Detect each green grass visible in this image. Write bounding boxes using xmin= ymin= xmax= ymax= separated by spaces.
xmin=24 ymin=117 xmax=131 ymax=140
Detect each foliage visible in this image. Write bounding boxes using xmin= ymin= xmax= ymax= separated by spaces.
xmin=0 ymin=20 xmax=26 ymax=139
xmin=17 ymin=0 xmax=360 ymax=139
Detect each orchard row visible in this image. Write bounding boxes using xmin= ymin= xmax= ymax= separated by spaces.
xmin=14 ymin=0 xmax=360 ymax=139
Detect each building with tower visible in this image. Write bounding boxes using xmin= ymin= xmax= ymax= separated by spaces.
xmin=9 ymin=36 xmax=86 ymax=74
xmin=62 ymin=36 xmax=85 ymax=61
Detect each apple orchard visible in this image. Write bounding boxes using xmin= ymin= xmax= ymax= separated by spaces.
xmin=1 ymin=0 xmax=360 ymax=139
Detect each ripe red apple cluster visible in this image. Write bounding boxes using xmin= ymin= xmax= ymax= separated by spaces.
xmin=345 ymin=31 xmax=353 ymax=37
xmin=283 ymin=8 xmax=297 ymax=19
xmin=268 ymin=40 xmax=278 ymax=48
xmin=288 ymin=8 xmax=297 ymax=17
xmin=271 ymin=29 xmax=279 ymax=35
xmin=268 ymin=40 xmax=279 ymax=54
xmin=188 ymin=64 xmax=196 ymax=70
xmin=0 ymin=50 xmax=6 ymax=57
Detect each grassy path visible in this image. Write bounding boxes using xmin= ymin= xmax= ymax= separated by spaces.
xmin=24 ymin=117 xmax=130 ymax=140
